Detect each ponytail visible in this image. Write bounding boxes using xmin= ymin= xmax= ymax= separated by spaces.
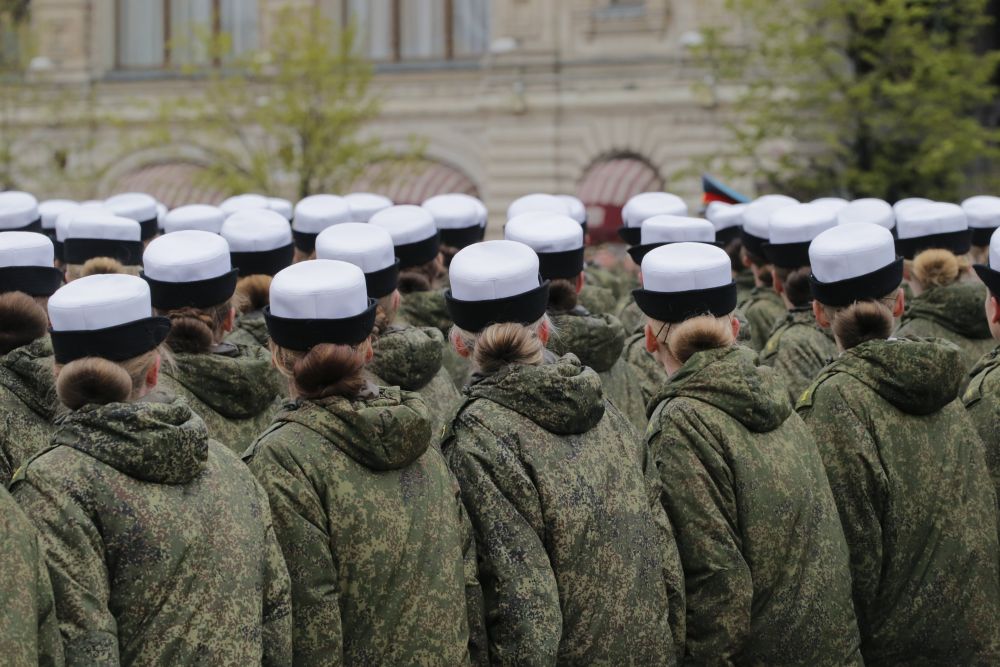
xmin=740 ymin=247 xmax=774 ymax=287
xmin=651 ymin=314 xmax=735 ymax=366
xmin=270 ymin=341 xmax=369 ymax=400
xmin=911 ymin=249 xmax=966 ymax=290
xmin=398 ymin=258 xmax=441 ymax=295
xmin=54 ymin=349 xmax=159 ymax=410
xmin=451 ymin=318 xmax=548 ymax=375
xmin=65 ymin=257 xmax=139 ymax=281
xmin=547 ymin=278 xmax=578 ymax=314
xmin=160 ymin=299 xmax=240 ymax=354
xmin=235 ymin=275 xmax=271 ymax=314
xmin=824 ymin=297 xmax=896 ymax=351
xmin=0 ymin=292 xmax=49 ymax=355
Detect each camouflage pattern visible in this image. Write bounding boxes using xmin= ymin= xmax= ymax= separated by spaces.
xmin=759 ymin=307 xmax=837 ymax=403
xmin=368 ymin=325 xmax=462 ymax=445
xmin=962 ymin=344 xmax=1000 ymax=524
xmin=11 ymin=394 xmax=293 ymax=666
xmin=577 ymin=283 xmax=617 ymax=315
xmin=735 ymin=269 xmax=755 ymax=306
xmin=158 ymin=342 xmax=283 ymax=454
xmin=798 ymin=337 xmax=1000 ymax=665
xmin=0 ymin=337 xmax=60 ymax=484
xmin=585 ymin=264 xmax=637 ymax=302
xmin=226 ymin=308 xmax=270 ymax=348
xmin=442 ymin=355 xmax=684 ymax=665
xmin=0 ymin=485 xmax=63 ymax=667
xmin=647 ymin=346 xmax=862 ymax=665
xmin=399 ymin=288 xmax=454 ymax=333
xmin=895 ymin=281 xmax=996 ymax=376
xmin=617 ymin=298 xmax=645 ymax=336
xmin=245 ymin=386 xmax=484 ymax=666
xmin=549 ymin=307 xmax=648 ymax=430
xmin=738 ymin=285 xmax=786 ymax=352
xmin=622 ymin=330 xmax=668 ymax=419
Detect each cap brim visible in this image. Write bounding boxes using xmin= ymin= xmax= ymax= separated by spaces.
xmin=895 ymin=229 xmax=972 ymax=260
xmin=231 ymin=243 xmax=294 ymax=277
xmin=809 ymin=258 xmax=903 ymax=307
xmin=446 ymin=282 xmax=550 ymax=333
xmin=975 ymin=264 xmax=1000 ymax=297
xmin=364 ymin=260 xmax=400 ymax=299
xmin=51 ymin=316 xmax=171 ymax=365
xmin=632 ymin=282 xmax=737 ymax=324
xmin=762 ymin=241 xmax=811 ymax=269
xmin=617 ymin=227 xmax=642 ymax=245
xmin=264 ymin=300 xmax=378 ymax=350
xmin=537 ymin=247 xmax=585 ymax=280
xmin=143 ymin=269 xmax=239 ymax=311
xmin=0 ymin=265 xmax=64 ymax=297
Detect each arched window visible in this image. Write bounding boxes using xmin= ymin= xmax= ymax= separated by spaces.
xmin=343 ymin=0 xmax=490 ymax=62
xmin=576 ymin=154 xmax=664 ymax=244
xmin=351 ymin=159 xmax=479 ymax=205
xmin=107 ymin=161 xmax=228 ymax=208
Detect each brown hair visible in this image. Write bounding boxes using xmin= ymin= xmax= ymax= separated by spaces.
xmin=0 ymin=292 xmax=49 ymax=355
xmin=398 ymin=258 xmax=441 ymax=294
xmin=821 ymin=291 xmax=899 ymax=350
xmin=373 ymin=291 xmax=399 ymax=338
xmin=452 ymin=318 xmax=548 ymax=375
xmin=159 ymin=302 xmax=233 ymax=354
xmin=54 ymin=348 xmax=159 ymax=410
xmin=270 ymin=340 xmax=368 ymax=400
xmin=773 ymin=266 xmax=813 ymax=308
xmin=651 ymin=314 xmax=735 ymax=366
xmin=740 ymin=247 xmax=773 ymax=287
xmin=235 ymin=275 xmax=271 ymax=314
xmin=440 ymin=244 xmax=460 ymax=269
xmin=65 ymin=258 xmax=139 ymax=281
xmin=547 ymin=278 xmax=578 ymax=314
xmin=724 ymin=237 xmax=744 ymax=273
xmin=911 ymin=249 xmax=967 ymax=289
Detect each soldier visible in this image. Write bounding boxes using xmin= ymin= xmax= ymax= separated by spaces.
xmin=62 ymin=212 xmax=143 ymax=280
xmin=316 ymin=222 xmax=461 ymax=444
xmin=142 ymin=231 xmax=283 ymax=453
xmin=837 ymin=198 xmax=896 ymax=230
xmin=105 ymin=192 xmax=160 ymax=246
xmin=291 ymin=194 xmax=351 ymax=263
xmin=759 ymin=203 xmax=838 ymax=402
xmin=505 ymin=212 xmax=647 ymax=429
xmin=738 ymin=195 xmax=797 ymax=352
xmin=442 ymin=240 xmax=683 ymax=665
xmin=638 ymin=241 xmax=861 ymax=664
xmin=964 ymin=195 xmax=1000 ymax=266
xmin=161 ymin=203 xmax=225 ymax=235
xmin=38 ymin=198 xmax=76 ymax=244
xmin=11 ymin=273 xmax=291 ymax=664
xmin=894 ymin=202 xmax=995 ymax=374
xmin=705 ymin=201 xmax=752 ymax=303
xmin=0 ymin=191 xmax=41 ymax=234
xmin=0 ymin=232 xmax=63 ymax=483
xmin=220 ymin=209 xmax=295 ymax=348
xmin=244 ymin=259 xmax=483 ymax=666
xmin=800 ymin=223 xmax=1000 ymax=664
xmin=344 ymin=191 xmax=393 ymax=223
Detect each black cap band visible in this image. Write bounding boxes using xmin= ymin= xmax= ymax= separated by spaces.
xmin=230 ymin=243 xmax=294 ymax=278
xmin=446 ymin=282 xmax=550 ymax=333
xmin=763 ymin=241 xmax=811 ymax=269
xmin=633 ymin=282 xmax=738 ymax=324
xmin=51 ymin=317 xmax=172 ymax=365
xmin=895 ymin=229 xmax=972 ymax=260
xmin=2 ymin=217 xmax=43 ymax=233
xmin=142 ymin=269 xmax=239 ymax=310
xmin=53 ymin=240 xmax=64 ymax=263
xmin=974 ymin=264 xmax=1000 ymax=298
xmin=618 ymin=226 xmax=642 ymax=245
xmin=139 ymin=216 xmax=158 ymax=241
xmin=63 ymin=238 xmax=143 ymax=266
xmin=396 ymin=233 xmax=440 ymax=269
xmin=971 ymin=227 xmax=997 ymax=247
xmin=809 ymin=258 xmax=904 ymax=307
xmin=0 ymin=265 xmax=63 ymax=297
xmin=293 ymin=230 xmax=319 ymax=254
xmin=264 ymin=301 xmax=377 ymax=350
xmin=537 ymin=247 xmax=585 ymax=280
xmin=715 ymin=226 xmax=742 ymax=246
xmin=741 ymin=229 xmax=768 ymax=259
xmin=364 ymin=260 xmax=400 ymax=299
xmin=439 ymin=225 xmax=485 ymax=249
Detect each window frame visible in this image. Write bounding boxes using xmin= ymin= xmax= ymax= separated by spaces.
xmin=114 ymin=0 xmax=229 ymax=70
xmin=343 ymin=0 xmax=484 ymax=63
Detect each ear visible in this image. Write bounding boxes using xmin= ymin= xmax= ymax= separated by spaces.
xmin=902 ymin=263 xmax=911 ymax=281
xmin=391 ymin=289 xmax=401 ymax=310
xmin=223 ymin=307 xmax=236 ymax=333
xmin=574 ymin=272 xmax=585 ymax=295
xmin=363 ymin=338 xmax=374 ymax=363
xmin=451 ymin=330 xmax=470 ymax=358
xmin=813 ymin=300 xmax=831 ymax=328
xmin=146 ymin=354 xmax=161 ymax=390
xmin=991 ymin=296 xmax=1000 ymax=325
xmin=772 ymin=272 xmax=785 ymax=296
xmin=645 ymin=322 xmax=660 ymax=354
xmin=730 ymin=315 xmax=741 ymax=340
xmin=537 ymin=319 xmax=550 ymax=345
xmin=891 ymin=289 xmax=905 ymax=317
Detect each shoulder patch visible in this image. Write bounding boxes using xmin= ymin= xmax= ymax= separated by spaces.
xmin=796 ymin=370 xmax=838 ymax=411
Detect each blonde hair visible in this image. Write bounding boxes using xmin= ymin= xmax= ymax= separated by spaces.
xmin=0 ymin=292 xmax=49 ymax=355
xmin=820 ymin=290 xmax=899 ymax=350
xmin=451 ymin=317 xmax=549 ymax=375
xmin=650 ymin=314 xmax=736 ymax=366
xmin=65 ymin=258 xmax=140 ymax=281
xmin=373 ymin=291 xmax=400 ymax=339
xmin=54 ymin=348 xmax=161 ymax=410
xmin=235 ymin=275 xmax=272 ymax=314
xmin=270 ymin=340 xmax=369 ymax=400
xmin=909 ymin=249 xmax=969 ymax=290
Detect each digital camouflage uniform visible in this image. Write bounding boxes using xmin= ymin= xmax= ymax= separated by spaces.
xmin=646 ymin=346 xmax=862 ymax=665
xmin=368 ymin=325 xmax=462 ymax=445
xmin=398 ymin=289 xmax=471 ymax=388
xmin=759 ymin=307 xmax=837 ymax=403
xmin=226 ymin=309 xmax=270 ymax=348
xmin=11 ymin=395 xmax=293 ymax=666
xmin=617 ymin=299 xmax=646 ymax=336
xmin=548 ymin=307 xmax=648 ymax=430
xmin=0 ymin=485 xmax=63 ymax=667
xmin=158 ymin=342 xmax=283 ymax=454
xmin=577 ymin=283 xmax=617 ymax=315
xmin=585 ymin=264 xmax=637 ymax=303
xmin=738 ymin=285 xmax=785 ymax=353
xmin=245 ymin=386 xmax=485 ymax=667
xmin=734 ymin=269 xmax=755 ymax=306
xmin=0 ymin=337 xmax=60 ymax=484
xmin=964 ymin=344 xmax=1000 ymax=518
xmin=442 ymin=355 xmax=685 ymax=666
xmin=798 ymin=338 xmax=1000 ymax=665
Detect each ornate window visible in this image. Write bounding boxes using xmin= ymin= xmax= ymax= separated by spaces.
xmin=343 ymin=0 xmax=490 ymax=62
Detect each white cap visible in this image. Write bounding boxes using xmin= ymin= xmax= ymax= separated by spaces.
xmin=742 ymin=194 xmax=798 ymax=239
xmin=293 ymin=194 xmax=352 ymax=235
xmin=558 ymin=195 xmax=587 ymax=226
xmin=988 ymin=228 xmax=1000 ymax=270
xmin=962 ymin=196 xmax=1000 ymax=230
xmin=640 ymin=215 xmax=715 ymax=245
xmin=810 ymin=223 xmax=896 ymax=283
xmin=0 ymin=231 xmax=54 ymax=268
xmin=220 ymin=209 xmax=293 ymax=253
xmin=640 ymin=242 xmax=732 ymax=293
xmin=810 ymin=197 xmax=850 ymax=214
xmin=449 ymin=240 xmax=540 ymax=302
xmin=270 ymin=259 xmax=369 ymax=320
xmin=345 ymin=192 xmax=394 ymax=223
xmin=316 ymin=222 xmax=396 ymax=273
xmin=49 ymin=274 xmax=153 ymax=332
xmin=453 ymin=194 xmax=488 ymax=227
xmin=105 ymin=192 xmax=158 ymax=222
xmin=895 ymin=202 xmax=967 ymax=241
xmin=162 ymin=205 xmax=226 ymax=235
xmin=506 ymin=193 xmax=570 ymax=221
xmin=837 ymin=199 xmax=894 ymax=229
xmin=893 ymin=198 xmax=933 ymax=217
xmin=423 ymin=194 xmax=482 ymax=230
xmin=369 ymin=205 xmax=438 ymax=245
xmin=66 ymin=214 xmax=142 ymax=242
xmin=220 ymin=194 xmax=270 ymax=216
xmin=505 ymin=213 xmax=584 ymax=252
xmin=621 ymin=192 xmax=688 ymax=229
xmin=156 ymin=203 xmax=167 ymax=226
xmin=39 ymin=199 xmax=77 ymax=231
xmin=768 ymin=203 xmax=837 ymax=244
xmin=705 ymin=202 xmax=746 ymax=233
xmin=0 ymin=191 xmax=40 ymax=230
xmin=55 ymin=203 xmax=109 ymax=243
xmin=267 ymin=197 xmax=293 ymax=221
xmin=143 ymin=231 xmax=232 ymax=283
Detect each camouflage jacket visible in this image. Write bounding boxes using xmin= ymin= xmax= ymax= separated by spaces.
xmin=399 ymin=288 xmax=454 ymax=333
xmin=0 ymin=338 xmax=60 ymax=485
xmin=245 ymin=386 xmax=484 ymax=667
xmin=759 ymin=307 xmax=837 ymax=403
xmin=226 ymin=309 xmax=270 ymax=348
xmin=549 ymin=307 xmax=648 ymax=431
xmin=442 ymin=356 xmax=684 ymax=666
xmin=585 ymin=264 xmax=637 ymax=302
xmin=0 ymin=485 xmax=62 ymax=667
xmin=158 ymin=342 xmax=283 ymax=454
xmin=617 ymin=298 xmax=646 ymax=336
xmin=647 ymin=346 xmax=862 ymax=665
xmin=963 ymin=344 xmax=1000 ymax=524
xmin=368 ymin=325 xmax=462 ymax=445
xmin=895 ymin=281 xmax=996 ymax=377
xmin=622 ymin=331 xmax=668 ymax=420
xmin=735 ymin=270 xmax=755 ymax=306
xmin=738 ymin=286 xmax=785 ymax=353
xmin=798 ymin=338 xmax=1000 ymax=665
xmin=577 ymin=283 xmax=617 ymax=315
xmin=11 ymin=396 xmax=292 ymax=666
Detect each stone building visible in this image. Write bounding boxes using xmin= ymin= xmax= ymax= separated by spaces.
xmin=20 ymin=0 xmax=745 ymax=238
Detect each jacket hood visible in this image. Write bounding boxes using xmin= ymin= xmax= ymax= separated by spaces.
xmin=548 ymin=308 xmax=626 ymax=372
xmin=649 ymin=346 xmax=792 ymax=433
xmin=234 ymin=310 xmax=269 ymax=346
xmin=903 ymin=281 xmax=991 ymax=339
xmin=830 ymin=337 xmax=964 ymax=415
xmin=167 ymin=343 xmax=280 ymax=419
xmin=276 ymin=385 xmax=431 ymax=471
xmin=0 ymin=337 xmax=58 ymax=419
xmin=399 ymin=289 xmax=454 ymax=332
xmin=52 ymin=395 xmax=208 ymax=484
xmin=370 ymin=326 xmax=444 ymax=390
xmin=466 ymin=355 xmax=605 ymax=435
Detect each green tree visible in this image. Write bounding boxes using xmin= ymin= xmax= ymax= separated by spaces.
xmin=695 ymin=0 xmax=1000 ymax=200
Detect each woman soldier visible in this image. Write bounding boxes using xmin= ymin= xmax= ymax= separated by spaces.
xmin=141 ymin=231 xmax=283 ymax=453
xmin=290 ymin=194 xmax=351 ymax=262
xmin=800 ymin=222 xmax=1000 ymax=664
xmin=11 ymin=273 xmax=291 ymax=664
xmin=244 ymin=259 xmax=484 ymax=666
xmin=62 ymin=212 xmax=144 ymax=280
xmin=638 ymin=241 xmax=860 ymax=664
xmin=442 ymin=240 xmax=683 ymax=665
xmin=759 ymin=203 xmax=838 ymax=402
xmin=316 ymin=223 xmax=461 ymax=443
xmin=962 ymin=195 xmax=1000 ymax=265
xmin=0 ymin=232 xmax=64 ymax=483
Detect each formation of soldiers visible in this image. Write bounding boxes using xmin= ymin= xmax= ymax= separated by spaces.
xmin=1 ymin=186 xmax=999 ymax=665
